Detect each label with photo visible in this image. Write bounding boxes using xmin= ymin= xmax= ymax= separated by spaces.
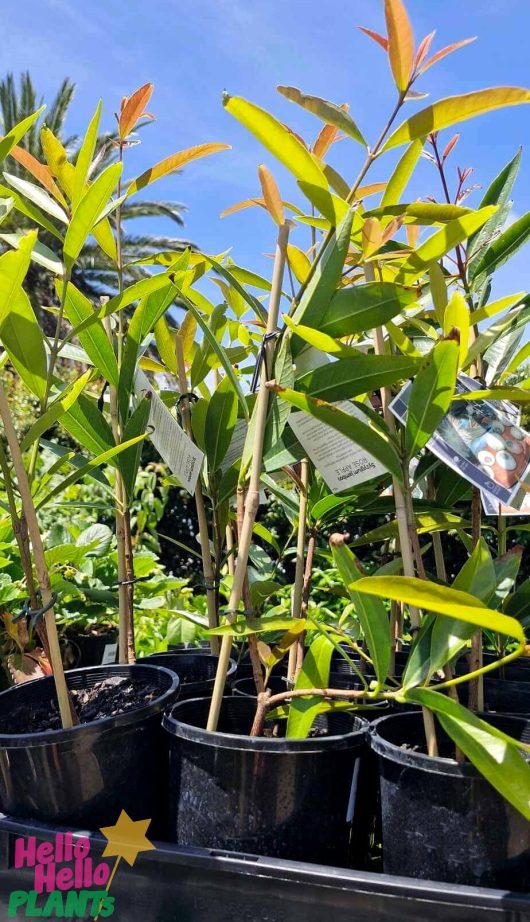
xmin=390 ymin=373 xmax=530 ymax=511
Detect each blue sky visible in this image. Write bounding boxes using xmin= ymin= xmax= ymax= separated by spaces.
xmin=1 ymin=0 xmax=530 ymax=293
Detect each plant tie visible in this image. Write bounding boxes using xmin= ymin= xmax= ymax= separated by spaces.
xmin=176 ymin=391 xmax=199 ymax=423
xmin=197 ymin=577 xmax=220 ymax=591
xmin=250 ymin=331 xmax=279 ymax=393
xmin=113 ymin=575 xmax=152 ymax=589
xmin=13 ymin=592 xmax=58 ymax=629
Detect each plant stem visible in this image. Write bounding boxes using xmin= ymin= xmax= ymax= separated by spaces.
xmin=288 ymin=459 xmax=309 ymax=685
xmin=0 ymin=383 xmax=74 ymax=728
xmin=236 ymin=486 xmax=264 ymax=693
xmin=174 ymin=335 xmax=220 ymax=655
xmin=207 ymin=221 xmax=291 ymax=731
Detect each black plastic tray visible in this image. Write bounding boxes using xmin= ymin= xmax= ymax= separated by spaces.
xmin=0 ymin=814 xmax=529 ymax=921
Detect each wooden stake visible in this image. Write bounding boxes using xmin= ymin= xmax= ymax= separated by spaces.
xmin=288 ymin=459 xmax=309 ymax=685
xmin=207 ymin=221 xmax=291 ymax=731
xmin=175 ymin=335 xmax=220 ymax=655
xmin=0 ymin=384 xmax=74 ymax=729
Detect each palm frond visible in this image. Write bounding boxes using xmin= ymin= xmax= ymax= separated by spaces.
xmin=119 ymin=200 xmax=186 ymax=225
xmin=46 ymin=79 xmax=76 ymax=137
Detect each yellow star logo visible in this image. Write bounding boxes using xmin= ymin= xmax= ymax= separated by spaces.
xmin=100 ymin=810 xmax=155 ymax=867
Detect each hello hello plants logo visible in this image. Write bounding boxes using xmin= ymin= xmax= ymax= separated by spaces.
xmin=8 ymin=811 xmax=155 ymax=918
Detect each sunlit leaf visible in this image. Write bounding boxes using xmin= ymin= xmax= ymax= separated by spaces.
xmin=63 ymin=162 xmax=122 ymax=269
xmin=395 ymin=206 xmax=496 ymax=283
xmin=384 ymin=0 xmax=415 ymax=93
xmin=277 ymin=85 xmax=366 ymax=146
xmin=71 ymin=100 xmax=102 ymax=208
xmin=258 ymin=164 xmax=284 ymax=225
xmin=405 ymin=339 xmax=458 ymax=458
xmin=126 ymin=142 xmax=230 ymax=198
xmin=119 ymin=83 xmax=154 ymax=140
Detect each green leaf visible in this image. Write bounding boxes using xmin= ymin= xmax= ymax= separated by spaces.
xmin=0 ymin=107 xmax=45 ymax=165
xmin=63 ymin=162 xmax=122 ymax=270
xmin=286 ymin=634 xmax=334 ymax=739
xmin=0 ymin=288 xmax=47 ymax=399
xmin=331 ymin=538 xmax=390 ymax=684
xmin=3 ymin=172 xmax=68 ymax=223
xmin=283 ymin=318 xmax=362 ymax=358
xmin=468 ymin=149 xmax=521 ymax=263
xmin=0 ymin=182 xmax=63 ymax=240
xmin=296 ymin=354 xmax=422 ymax=402
xmin=61 ymin=282 xmax=118 ymax=387
xmin=0 ymin=229 xmax=37 ymax=325
xmin=76 ymin=522 xmax=112 ymax=557
xmin=126 ymin=143 xmax=230 ymax=198
xmin=305 ymin=282 xmax=418 ymax=339
xmin=274 ymin=386 xmax=402 ymax=482
xmin=178 ymin=290 xmax=249 ymax=421
xmin=277 ymin=85 xmax=366 ymax=145
xmin=290 ymin=207 xmax=354 ymax=334
xmin=350 ymin=511 xmax=472 ymax=546
xmin=381 ymin=139 xmax=424 ymax=209
xmin=224 ymin=94 xmax=328 ymax=189
xmin=297 ymin=182 xmax=349 ymax=225
xmin=61 ymin=393 xmax=115 ymax=456
xmin=367 ymin=202 xmax=471 ymax=225
xmin=1 ymin=232 xmax=61 ymax=275
xmin=205 ymin=376 xmax=238 ymax=471
xmin=118 ymin=397 xmax=151 ymax=502
xmin=71 ymin=100 xmax=102 ymax=208
xmin=210 ymin=615 xmax=306 ymax=636
xmin=469 ymin=211 xmax=530 ymax=286
xmin=36 ymin=433 xmax=148 ymax=510
xmin=464 ymin=299 xmax=530 ymax=371
xmin=395 ymin=207 xmax=497 ymax=283
xmin=406 ymin=688 xmax=530 ymax=821
xmin=405 ymin=340 xmax=459 ymax=458
xmin=383 ymin=88 xmax=530 ymax=152
xmin=354 ymin=576 xmax=525 ymax=642
xmin=20 ymin=370 xmax=93 ymax=449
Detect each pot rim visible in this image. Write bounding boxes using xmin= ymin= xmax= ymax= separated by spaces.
xmin=370 ymin=710 xmax=529 ymax=779
xmin=0 ymin=663 xmax=179 ymax=748
xmin=163 ymin=695 xmax=368 ymax=753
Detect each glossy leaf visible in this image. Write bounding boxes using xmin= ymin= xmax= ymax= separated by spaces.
xmin=469 ymin=211 xmax=530 ymax=285
xmin=205 ymin=376 xmax=238 ymax=471
xmin=224 ymin=94 xmax=327 ymax=189
xmin=383 ymin=88 xmax=530 ymax=152
xmin=395 ymin=206 xmax=496 ymax=283
xmin=9 ymin=145 xmax=66 ymax=206
xmin=277 ymin=85 xmax=366 ymax=146
xmin=471 ymin=292 xmax=524 ymax=326
xmin=71 ymin=100 xmax=102 ymax=208
xmin=406 ymin=689 xmax=530 ymax=821
xmin=331 ymin=538 xmax=390 ymax=683
xmin=385 ymin=0 xmax=415 ymax=93
xmin=351 ymin=510 xmax=471 ymax=546
xmin=126 ymin=142 xmax=230 ymax=198
xmin=119 ymin=397 xmax=152 ymax=502
xmin=419 ymin=38 xmax=476 ymax=75
xmin=272 ymin=385 xmax=402 ymax=481
xmin=468 ymin=150 xmax=521 ymax=264
xmin=20 ymin=370 xmax=94 ymax=450
xmin=0 ymin=288 xmax=47 ymax=399
xmin=381 ymin=139 xmax=424 ymax=209
xmin=258 ymin=164 xmax=284 ymax=225
xmin=405 ymin=339 xmax=459 ymax=458
xmin=353 ymin=576 xmax=525 ymax=642
xmin=291 ymin=207 xmax=353 ymax=332
xmin=286 ymin=634 xmax=334 ymax=739
xmin=63 ymin=162 xmax=122 ymax=269
xmin=61 ymin=393 xmax=115 ymax=457
xmin=0 ymin=107 xmax=45 ymax=166
xmin=443 ymin=291 xmax=469 ymax=366
xmin=296 ymin=354 xmax=422 ymax=402
xmin=61 ymin=282 xmax=119 ymax=387
xmin=119 ymin=83 xmax=154 ymax=140
xmin=1 ymin=233 xmax=61 ymax=275
xmin=3 ymin=172 xmax=68 ymax=223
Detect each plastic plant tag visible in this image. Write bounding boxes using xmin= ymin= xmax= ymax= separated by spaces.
xmin=134 ymin=370 xmax=204 ymax=494
xmin=287 ymin=399 xmax=386 ymax=493
xmin=101 ymin=643 xmax=118 ymax=665
xmin=481 ymin=490 xmax=530 ymax=516
xmin=221 ymin=418 xmax=248 ymax=471
xmin=391 ymin=373 xmax=530 ymax=510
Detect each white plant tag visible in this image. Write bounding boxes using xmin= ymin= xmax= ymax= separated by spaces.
xmin=287 ymin=400 xmax=386 ymax=493
xmin=134 ymin=371 xmax=204 ymax=494
xmin=221 ymin=418 xmax=248 ymax=471
xmin=101 ymin=643 xmax=117 ymax=665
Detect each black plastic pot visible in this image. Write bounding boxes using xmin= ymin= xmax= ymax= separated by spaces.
xmin=456 ymin=670 xmax=530 ymax=716
xmin=163 ymin=695 xmax=373 ymax=868
xmin=0 ymin=663 xmax=179 ymax=834
xmin=1 ymin=814 xmax=530 ymax=922
xmin=469 ymin=652 xmax=530 ymax=684
xmin=231 ymin=674 xmax=290 ymax=697
xmin=63 ymin=628 xmax=118 ymax=668
xmin=143 ymin=652 xmax=236 ymax=699
xmin=371 ymin=710 xmax=530 ymax=889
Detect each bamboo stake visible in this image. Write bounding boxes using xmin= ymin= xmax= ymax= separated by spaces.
xmin=207 ymin=221 xmax=291 ymax=731
xmin=0 ymin=383 xmax=74 ymax=729
xmin=236 ymin=486 xmax=265 ymax=694
xmin=288 ymin=459 xmax=309 ymax=685
xmin=175 ymin=335 xmax=220 ymax=656
xmin=103 ymin=316 xmax=132 ymax=664
xmin=366 ymin=263 xmax=437 ymax=755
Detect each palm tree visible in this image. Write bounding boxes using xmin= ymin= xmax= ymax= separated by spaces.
xmin=0 ymin=72 xmax=193 ymax=309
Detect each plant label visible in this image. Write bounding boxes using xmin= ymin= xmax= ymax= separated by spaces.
xmin=391 ymin=373 xmax=530 ymax=510
xmin=134 ymin=371 xmax=204 ymax=494
xmin=287 ymin=400 xmax=387 ymax=493
xmin=101 ymin=643 xmax=117 ymax=665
